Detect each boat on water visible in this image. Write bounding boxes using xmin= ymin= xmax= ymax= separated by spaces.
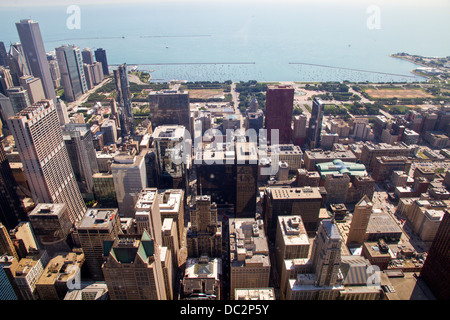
xmin=130 ymin=65 xmax=138 ymax=71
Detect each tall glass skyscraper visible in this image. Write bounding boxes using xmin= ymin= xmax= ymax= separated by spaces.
xmin=94 ymin=48 xmax=109 ymax=76
xmin=308 ymin=97 xmax=324 ymax=149
xmin=56 ymin=45 xmax=88 ymax=102
xmin=114 ymin=63 xmax=133 ymax=137
xmin=15 ymin=19 xmax=56 ymax=103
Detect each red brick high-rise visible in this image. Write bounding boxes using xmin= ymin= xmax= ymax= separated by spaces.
xmin=265 ymin=85 xmax=294 ymax=145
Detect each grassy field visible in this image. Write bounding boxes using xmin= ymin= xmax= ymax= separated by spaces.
xmin=364 ymin=88 xmax=432 ymax=99
xmin=189 ymin=89 xmax=224 ymax=99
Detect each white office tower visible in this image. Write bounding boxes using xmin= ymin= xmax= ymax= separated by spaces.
xmin=9 ymin=99 xmax=86 ymax=224
xmin=111 ymin=152 xmax=147 ymax=217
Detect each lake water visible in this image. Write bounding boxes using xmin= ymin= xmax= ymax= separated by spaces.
xmin=1 ymin=0 xmax=449 ymax=82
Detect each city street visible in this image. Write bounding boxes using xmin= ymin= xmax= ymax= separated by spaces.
xmin=67 ymin=77 xmax=112 ymax=111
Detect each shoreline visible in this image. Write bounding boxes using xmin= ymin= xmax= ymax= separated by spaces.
xmin=389 ymin=54 xmax=433 ymax=80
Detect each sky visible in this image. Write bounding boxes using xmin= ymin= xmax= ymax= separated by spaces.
xmin=0 ymin=0 xmax=449 ymax=7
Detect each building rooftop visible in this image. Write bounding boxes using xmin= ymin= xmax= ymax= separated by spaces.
xmin=104 ymin=231 xmax=155 ymax=264
xmin=268 ymin=186 xmax=322 ymax=200
xmin=322 ymin=219 xmax=341 ymax=240
xmin=159 ymin=189 xmax=183 ymax=214
xmin=305 ymin=150 xmax=357 ymax=160
xmin=236 ymin=142 xmax=258 ymax=163
xmin=29 ymin=203 xmax=66 ymax=218
xmin=269 ymin=144 xmax=303 ymax=155
xmin=235 ymin=288 xmax=275 ymax=300
xmin=152 ymin=125 xmax=187 ymax=141
xmin=316 ymin=159 xmax=367 ymax=179
xmin=229 ymin=218 xmax=270 ymax=268
xmin=36 ymin=252 xmax=84 ymax=285
xmin=148 ymin=89 xmax=188 ymax=96
xmin=366 ymin=212 xmax=403 ymax=235
xmin=423 ymin=209 xmax=445 ymax=221
xmin=340 ymin=255 xmax=371 ymax=286
xmin=289 ymin=274 xmax=344 ymax=292
xmin=377 ymin=156 xmax=410 ymax=163
xmin=15 ymin=251 xmax=46 ymax=277
xmin=13 ymin=100 xmax=52 ymax=120
xmin=134 ymin=188 xmax=158 ymax=211
xmin=364 ymin=142 xmax=409 ymax=151
xmin=64 ymin=281 xmax=109 ymax=300
xmin=363 ymin=241 xmax=392 ymax=258
xmin=77 ymin=209 xmax=119 ymax=230
xmin=184 ymin=257 xmax=221 ymax=279
xmin=162 ymin=218 xmax=174 ymax=233
xmin=278 ymin=216 xmax=309 ymax=246
xmin=196 ymin=143 xmax=235 ymax=163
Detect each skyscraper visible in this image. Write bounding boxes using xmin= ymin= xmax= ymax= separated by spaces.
xmin=62 ymin=123 xmax=99 ymax=198
xmin=56 ymin=45 xmax=88 ymax=102
xmin=235 ymin=141 xmax=258 ymax=218
xmin=293 ymin=114 xmax=307 ymax=146
xmin=19 ymin=75 xmax=45 ymax=104
xmin=8 ymin=43 xmax=31 ymax=86
xmin=90 ymin=62 xmax=104 ymax=85
xmin=187 ymin=195 xmax=222 ymax=258
xmin=134 ymin=188 xmax=162 ymax=244
xmin=0 ymin=67 xmax=14 ymax=95
xmin=15 ymin=19 xmax=56 ymax=103
xmin=265 ymin=85 xmax=294 ymax=144
xmin=81 ymin=48 xmax=94 ymax=65
xmin=102 ymin=231 xmax=168 ymax=300
xmin=83 ymin=64 xmax=94 ymax=90
xmin=263 ymin=186 xmax=323 ymax=238
xmin=0 ymin=255 xmax=20 ymax=300
xmin=0 ymin=93 xmax=15 ymax=125
xmin=148 ymin=90 xmax=191 ymax=133
xmin=111 ymin=151 xmax=147 ymax=216
xmin=0 ymin=222 xmax=20 ymax=262
xmin=420 ymin=210 xmax=450 ymax=300
xmin=152 ymin=125 xmax=190 ymax=189
xmin=310 ymin=219 xmax=342 ymax=287
xmin=55 ymin=97 xmax=69 ymax=125
xmin=6 ymin=86 xmax=30 ymax=116
xmin=0 ymin=42 xmax=8 ymax=67
xmin=229 ymin=218 xmax=270 ymax=299
xmin=308 ymin=97 xmax=324 ymax=149
xmin=9 ymin=100 xmax=86 ymax=224
xmin=346 ymin=196 xmax=373 ymax=246
xmin=48 ymin=59 xmax=61 ymax=88
xmin=77 ymin=208 xmax=122 ymax=280
xmin=94 ymin=48 xmax=109 ymax=76
xmin=0 ymin=141 xmax=27 ymax=230
xmin=114 ymin=63 xmax=133 ymax=137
